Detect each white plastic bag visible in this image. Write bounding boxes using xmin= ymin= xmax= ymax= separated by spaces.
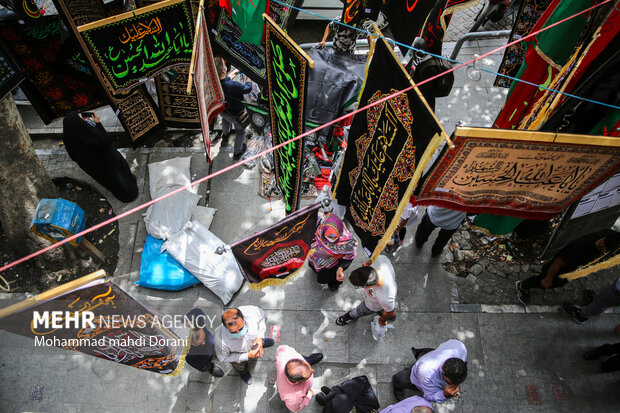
xmin=371 ymin=315 xmax=394 ymax=342
xmin=144 ymin=190 xmax=201 ymax=240
xmin=162 ymin=219 xmax=244 ymax=304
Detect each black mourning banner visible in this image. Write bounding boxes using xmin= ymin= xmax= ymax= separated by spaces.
xmin=0 ymin=40 xmax=26 ymax=101
xmin=79 ymin=0 xmax=194 ymax=93
xmin=230 ymin=203 xmax=321 ymax=283
xmin=333 ymin=38 xmax=445 ymax=257
xmin=265 ymin=15 xmax=313 ymax=215
xmin=383 ymin=0 xmax=437 ymax=49
xmin=0 ymin=275 xmax=186 ymax=375
xmin=53 ymin=0 xmax=165 ymax=146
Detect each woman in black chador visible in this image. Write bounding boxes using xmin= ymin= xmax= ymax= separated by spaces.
xmin=63 ymin=112 xmax=138 ymax=203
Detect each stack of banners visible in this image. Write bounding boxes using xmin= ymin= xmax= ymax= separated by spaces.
xmin=333 ymin=37 xmax=447 ymax=259
xmin=416 ymin=127 xmax=620 ymax=220
xmin=493 ymin=0 xmax=593 ymax=130
xmin=382 ymin=0 xmax=438 ymax=50
xmin=521 ymin=6 xmax=620 ymax=133
xmin=493 ymin=0 xmax=554 ymax=88
xmin=422 ymin=0 xmax=480 ymax=55
xmin=193 ymin=7 xmax=226 ymax=162
xmin=230 ymin=202 xmax=321 ymax=287
xmin=210 ymin=0 xmax=303 ymax=86
xmin=77 ymin=0 xmax=194 ymax=94
xmin=139 ymin=0 xmax=201 ymax=129
xmin=305 ymin=47 xmax=367 ymax=138
xmin=155 ymin=65 xmax=202 ymax=128
xmin=0 ymin=271 xmax=189 ymax=375
xmin=264 ymin=14 xmax=314 ymax=215
xmin=54 ymin=0 xmax=165 ymax=145
xmin=0 ymin=17 xmax=108 ymax=124
xmin=0 ymin=40 xmax=26 ymax=101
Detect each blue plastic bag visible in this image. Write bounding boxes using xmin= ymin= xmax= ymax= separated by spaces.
xmin=137 ymin=235 xmax=200 ymax=291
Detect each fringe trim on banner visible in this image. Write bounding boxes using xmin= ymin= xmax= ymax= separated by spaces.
xmin=167 ymin=329 xmax=193 ymax=376
xmin=560 ymin=251 xmax=620 ymax=282
xmin=441 ymin=0 xmax=481 ymax=32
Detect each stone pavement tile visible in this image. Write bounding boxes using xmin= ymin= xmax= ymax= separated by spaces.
xmin=294 ymin=310 xmax=349 ymax=363
xmin=113 ymin=221 xmax=138 ymax=277
xmin=450 ymin=313 xmax=483 ymax=363
xmin=0 ymin=359 xmax=41 ymax=403
xmin=392 ymin=262 xmax=452 ymax=313
xmin=211 ymin=374 xmax=270 ymax=413
xmin=186 ymin=380 xmax=214 ymax=412
xmin=478 ymin=312 xmax=509 ymax=366
xmin=462 ymin=362 xmax=518 ymax=406
xmin=348 ymin=312 xmax=453 ymax=365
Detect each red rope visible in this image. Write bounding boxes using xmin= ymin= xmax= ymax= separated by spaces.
xmin=0 ymin=0 xmax=610 ymax=275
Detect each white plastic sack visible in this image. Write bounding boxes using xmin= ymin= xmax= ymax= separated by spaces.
xmin=191 ymin=206 xmax=217 ymax=229
xmin=371 ymin=315 xmax=394 ymax=342
xmin=162 ymin=219 xmax=243 ymax=304
xmin=144 ymin=190 xmax=201 ymax=240
xmin=147 ymin=156 xmax=195 ymax=197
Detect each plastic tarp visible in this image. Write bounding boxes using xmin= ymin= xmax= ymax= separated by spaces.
xmin=305 ymin=48 xmax=367 ymax=137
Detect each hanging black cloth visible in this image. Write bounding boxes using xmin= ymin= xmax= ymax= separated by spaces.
xmin=62 ymin=112 xmax=138 ymax=202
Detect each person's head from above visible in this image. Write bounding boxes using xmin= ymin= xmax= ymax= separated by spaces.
xmin=595 ymin=231 xmax=620 ymax=255
xmin=442 ymin=358 xmax=467 ymax=386
xmin=214 ymin=56 xmax=227 ymax=79
xmin=222 ymin=308 xmax=246 ymax=338
xmin=284 ymin=358 xmax=313 ymax=383
xmin=321 ymin=217 xmax=344 ymax=245
xmin=411 ymin=407 xmax=433 ymax=413
xmin=349 ymin=266 xmax=378 ymax=288
xmin=191 ymin=327 xmax=206 ymax=346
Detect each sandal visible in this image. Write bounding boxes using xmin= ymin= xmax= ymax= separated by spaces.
xmin=335 ymin=312 xmax=354 ymax=326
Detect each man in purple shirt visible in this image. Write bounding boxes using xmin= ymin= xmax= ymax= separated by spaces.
xmin=380 ymin=395 xmax=433 ymax=412
xmin=392 ymin=339 xmax=467 ymax=403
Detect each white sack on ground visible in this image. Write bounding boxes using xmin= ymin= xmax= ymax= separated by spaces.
xmin=162 ymin=219 xmax=243 ymax=304
xmin=145 ymin=156 xmax=201 ymax=239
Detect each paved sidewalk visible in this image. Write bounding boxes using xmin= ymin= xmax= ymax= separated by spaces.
xmin=1 ymin=37 xmax=619 ymax=413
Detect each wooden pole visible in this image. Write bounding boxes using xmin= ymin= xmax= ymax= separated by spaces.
xmin=186 ymin=0 xmax=205 ymax=94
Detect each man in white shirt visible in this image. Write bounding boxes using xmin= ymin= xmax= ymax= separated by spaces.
xmin=415 ymin=206 xmax=466 ymax=257
xmin=392 ymin=339 xmax=467 ymax=403
xmin=215 ymin=305 xmax=275 ymax=384
xmin=335 ymin=255 xmax=397 ymax=327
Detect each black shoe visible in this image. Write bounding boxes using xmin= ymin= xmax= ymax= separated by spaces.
xmin=415 ymin=237 xmax=424 ymax=249
xmin=431 ymin=245 xmax=443 ymax=257
xmin=336 ymin=312 xmax=354 ymax=326
xmin=208 ymin=363 xmax=224 ymax=378
xmin=584 ymin=289 xmax=596 ymax=304
xmin=304 ymin=353 xmax=323 ymax=365
xmin=328 ymin=283 xmax=340 ymax=291
xmin=562 ymin=302 xmax=587 ymax=324
xmin=515 ymin=281 xmax=530 ymax=305
xmin=321 ymin=386 xmax=331 ymax=395
xmin=233 ymin=143 xmax=247 ymax=160
xmin=240 ymin=371 xmax=252 ymax=384
xmin=211 ymin=130 xmax=223 ymax=144
xmin=315 ymin=392 xmax=327 ymax=406
xmin=377 ymin=311 xmax=396 ymax=321
xmin=263 ymin=337 xmax=275 ymax=348
xmin=393 ymin=384 xmax=406 ymax=402
xmin=583 ymin=345 xmax=609 ymax=361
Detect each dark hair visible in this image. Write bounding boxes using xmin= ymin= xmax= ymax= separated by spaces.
xmin=603 ymin=231 xmax=620 ymax=253
xmin=284 ymin=359 xmax=308 ymax=383
xmin=221 ymin=308 xmax=244 ymax=326
xmin=349 ymin=267 xmax=377 ymax=287
xmin=443 ymin=358 xmax=467 ymax=385
xmin=214 ymin=56 xmax=226 ymax=76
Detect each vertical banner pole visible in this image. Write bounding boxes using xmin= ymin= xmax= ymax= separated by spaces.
xmin=187 ymin=0 xmax=205 ymax=94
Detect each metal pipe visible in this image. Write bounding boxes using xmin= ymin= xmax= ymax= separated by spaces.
xmin=449 ymin=30 xmax=511 ymax=60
